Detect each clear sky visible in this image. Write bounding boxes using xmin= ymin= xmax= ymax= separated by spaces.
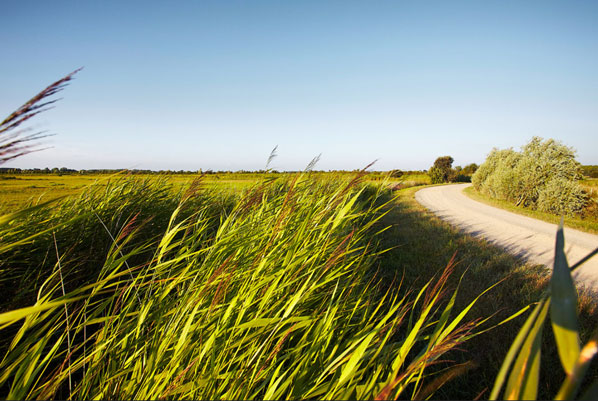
xmin=1 ymin=0 xmax=597 ymax=171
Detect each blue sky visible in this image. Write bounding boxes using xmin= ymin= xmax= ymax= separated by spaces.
xmin=1 ymin=1 xmax=597 ymax=171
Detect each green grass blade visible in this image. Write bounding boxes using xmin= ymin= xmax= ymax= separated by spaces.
xmin=504 ymin=297 xmax=549 ymax=400
xmin=550 ymin=219 xmax=580 ymax=376
xmin=490 ymin=297 xmax=548 ymax=400
xmin=0 ymin=296 xmax=86 ymax=328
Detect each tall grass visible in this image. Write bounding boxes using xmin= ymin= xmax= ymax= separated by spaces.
xmin=0 ymin=173 xmax=485 ymax=399
xmin=490 ymin=220 xmax=598 ymax=400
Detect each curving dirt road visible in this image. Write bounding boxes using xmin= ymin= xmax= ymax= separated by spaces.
xmin=415 ymin=184 xmax=598 ymax=289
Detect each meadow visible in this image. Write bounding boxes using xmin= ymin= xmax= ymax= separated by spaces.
xmin=0 ymin=173 xmax=256 ymax=212
xmin=0 ymin=171 xmax=429 ymax=212
xmin=0 ymin=171 xmax=596 ymax=399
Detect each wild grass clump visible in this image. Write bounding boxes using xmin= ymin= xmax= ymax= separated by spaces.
xmin=490 ymin=222 xmax=598 ymax=400
xmin=378 ymin=186 xmax=598 ymax=399
xmin=0 ymin=175 xmax=236 ymax=311
xmin=0 ymin=172 xmax=485 ymax=400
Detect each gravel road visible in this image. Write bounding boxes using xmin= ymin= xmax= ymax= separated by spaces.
xmin=415 ymin=183 xmax=598 ymax=289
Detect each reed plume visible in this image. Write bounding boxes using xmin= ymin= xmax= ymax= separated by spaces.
xmin=0 ymin=67 xmax=82 ymax=164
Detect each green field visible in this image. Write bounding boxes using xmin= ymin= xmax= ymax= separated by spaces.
xmin=0 ymin=172 xmax=430 ymax=212
xmin=0 ymin=172 xmax=595 ymax=400
xmin=0 ymin=174 xmax=256 ymax=212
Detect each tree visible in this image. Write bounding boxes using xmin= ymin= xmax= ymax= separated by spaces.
xmin=428 ymin=156 xmax=454 ymax=184
xmin=582 ymin=165 xmax=598 ymax=178
xmin=462 ymin=163 xmax=479 ymax=176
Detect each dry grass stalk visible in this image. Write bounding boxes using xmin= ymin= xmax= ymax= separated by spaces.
xmin=0 ymin=68 xmax=81 ymax=164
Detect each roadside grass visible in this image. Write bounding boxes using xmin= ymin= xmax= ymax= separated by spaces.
xmin=376 ymin=185 xmax=598 ymax=399
xmin=582 ymin=178 xmax=598 ymax=189
xmin=463 ymin=185 xmax=598 ymax=235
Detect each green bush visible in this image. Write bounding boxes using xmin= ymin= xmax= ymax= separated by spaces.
xmin=537 ymin=177 xmax=588 ymax=215
xmin=453 ymin=174 xmax=471 ymax=183
xmin=428 ymin=156 xmax=454 ymax=183
xmin=472 ymin=137 xmax=587 ymax=216
xmin=428 ymin=166 xmax=445 ymax=184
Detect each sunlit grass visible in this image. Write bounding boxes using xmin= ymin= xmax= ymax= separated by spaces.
xmin=380 ymin=185 xmax=598 ymax=399
xmin=0 ymin=172 xmax=485 ymax=400
xmin=0 ymin=172 xmax=430 ymax=212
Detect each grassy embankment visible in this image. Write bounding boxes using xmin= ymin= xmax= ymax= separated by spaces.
xmin=1 ymin=172 xmax=596 ymax=399
xmin=0 ymin=171 xmax=485 ymax=400
xmin=376 ymin=185 xmax=598 ymax=399
xmin=462 ymin=178 xmax=598 ymax=234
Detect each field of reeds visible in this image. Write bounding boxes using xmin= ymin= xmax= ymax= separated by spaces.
xmin=1 ymin=171 xmax=493 ymax=400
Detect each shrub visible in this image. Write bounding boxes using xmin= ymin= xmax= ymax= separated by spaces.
xmin=472 ymin=137 xmax=587 ymax=216
xmin=537 ymin=177 xmax=588 ymax=216
xmin=453 ymin=174 xmax=471 ymax=183
xmin=429 ymin=166 xmax=445 ymax=184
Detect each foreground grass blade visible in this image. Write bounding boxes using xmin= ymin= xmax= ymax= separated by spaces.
xmin=490 ymin=297 xmax=549 ymax=400
xmin=492 ymin=221 xmax=598 ymax=400
xmin=504 ymin=297 xmax=549 ymax=400
xmin=550 ymin=220 xmax=580 ymax=376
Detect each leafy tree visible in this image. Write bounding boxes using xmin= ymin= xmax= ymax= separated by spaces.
xmin=462 ymin=163 xmax=479 ymax=176
xmin=428 ymin=156 xmax=454 ymax=184
xmin=428 ymin=166 xmax=445 ymax=184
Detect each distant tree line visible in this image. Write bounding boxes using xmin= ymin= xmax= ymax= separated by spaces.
xmin=582 ymin=165 xmax=598 ymax=178
xmin=0 ymin=167 xmax=428 ymax=176
xmin=0 ymin=167 xmax=201 ymax=175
